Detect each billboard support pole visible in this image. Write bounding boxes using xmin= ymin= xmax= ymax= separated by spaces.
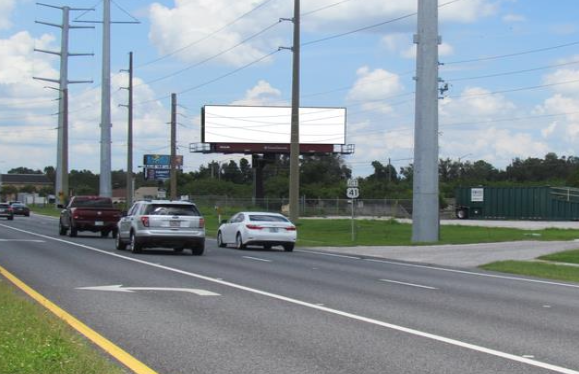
xmin=288 ymin=0 xmax=300 ymax=223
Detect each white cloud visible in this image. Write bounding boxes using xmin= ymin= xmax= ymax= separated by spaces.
xmin=346 ymin=66 xmax=405 ymax=114
xmin=543 ymin=68 xmax=579 ymax=98
xmin=541 ymin=122 xmax=557 ymax=138
xmin=440 ymin=87 xmax=516 ymax=119
xmin=0 ymin=0 xmax=15 ymax=30
xmin=147 ymin=0 xmax=497 ymax=67
xmin=231 ymin=80 xmax=286 ymax=106
xmin=502 ymin=14 xmax=526 ymax=23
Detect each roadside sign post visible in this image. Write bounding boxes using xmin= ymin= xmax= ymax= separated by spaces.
xmin=346 ymin=179 xmax=360 ymax=241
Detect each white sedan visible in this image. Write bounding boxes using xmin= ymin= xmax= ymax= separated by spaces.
xmin=217 ymin=212 xmax=297 ymax=252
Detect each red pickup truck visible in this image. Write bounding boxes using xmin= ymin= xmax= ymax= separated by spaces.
xmin=58 ymin=196 xmax=122 ymax=238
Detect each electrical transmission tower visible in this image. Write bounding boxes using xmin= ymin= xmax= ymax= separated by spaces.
xmin=33 ymin=3 xmax=93 ymax=206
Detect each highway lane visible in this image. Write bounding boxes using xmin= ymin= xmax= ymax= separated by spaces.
xmin=0 ymin=214 xmax=578 ymax=374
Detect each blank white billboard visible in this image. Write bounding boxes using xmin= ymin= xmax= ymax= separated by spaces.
xmin=202 ymin=105 xmax=346 ymax=144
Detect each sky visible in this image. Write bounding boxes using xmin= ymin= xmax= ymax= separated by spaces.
xmin=1 ymin=0 xmax=579 ymax=178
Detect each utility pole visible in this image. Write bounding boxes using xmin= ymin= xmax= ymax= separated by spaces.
xmin=288 ymin=0 xmax=300 ymax=223
xmin=33 ymin=3 xmax=93 ymax=206
xmin=170 ymin=93 xmax=177 ymax=200
xmin=100 ymin=0 xmax=112 ymax=197
xmin=411 ymin=0 xmax=440 ymax=243
xmin=75 ymin=0 xmax=139 ymax=198
xmin=119 ymin=52 xmax=134 ymax=207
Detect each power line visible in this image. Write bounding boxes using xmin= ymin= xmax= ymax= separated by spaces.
xmin=443 ymin=40 xmax=579 ymax=65
xmin=138 ymin=21 xmax=281 ymax=87
xmin=445 ymin=60 xmax=579 ymax=82
xmin=302 ymin=0 xmax=464 ymax=47
xmin=137 ymin=0 xmax=278 ymax=69
xmin=135 ymin=49 xmax=281 ymax=106
xmin=302 ymin=0 xmax=358 ymax=17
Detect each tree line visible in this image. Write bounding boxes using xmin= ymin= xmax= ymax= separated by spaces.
xmin=4 ymin=152 xmax=579 ymax=200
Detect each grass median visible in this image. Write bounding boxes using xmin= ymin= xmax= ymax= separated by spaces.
xmin=0 ymin=278 xmax=127 ymax=374
xmin=481 ymin=249 xmax=579 ymax=283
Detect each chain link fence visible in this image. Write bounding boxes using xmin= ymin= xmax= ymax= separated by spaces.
xmin=190 ymin=196 xmax=414 ymax=218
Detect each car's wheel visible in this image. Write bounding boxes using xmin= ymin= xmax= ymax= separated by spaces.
xmin=174 ymin=247 xmax=184 ymax=253
xmin=130 ymin=231 xmax=142 ymax=253
xmin=58 ymin=221 xmax=67 ymax=236
xmin=100 ymin=231 xmax=109 ymax=238
xmin=456 ymin=208 xmax=468 ymax=219
xmin=264 ymin=244 xmax=272 ymax=250
xmin=191 ymin=242 xmax=204 ymax=256
xmin=283 ymin=244 xmax=294 ymax=252
xmin=115 ymin=234 xmax=127 ymax=250
xmin=69 ymin=225 xmax=77 ymax=237
xmin=8 ymin=216 xmax=13 ymax=221
xmin=235 ymin=233 xmax=246 ymax=249
xmin=217 ymin=231 xmax=226 ymax=248
xmin=111 ymin=229 xmax=118 ymax=239
xmin=25 ymin=213 xmax=30 ymax=217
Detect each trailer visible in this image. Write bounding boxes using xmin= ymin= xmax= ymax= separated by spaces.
xmin=455 ymin=186 xmax=579 ymax=220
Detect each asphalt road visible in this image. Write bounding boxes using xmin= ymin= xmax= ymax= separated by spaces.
xmin=1 ymin=214 xmax=579 ymax=374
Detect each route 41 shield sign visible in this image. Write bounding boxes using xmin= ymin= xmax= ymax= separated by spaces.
xmin=346 ymin=187 xmax=359 ymax=199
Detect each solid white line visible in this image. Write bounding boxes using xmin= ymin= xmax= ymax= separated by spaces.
xmin=297 ymin=250 xmax=360 ymax=260
xmin=242 ymin=256 xmax=272 ymax=263
xmin=300 ymin=250 xmax=579 ymax=289
xmin=380 ymin=278 xmax=438 ymax=290
xmin=2 ymin=224 xmax=579 ymax=374
xmin=363 ymin=258 xmax=579 ymax=289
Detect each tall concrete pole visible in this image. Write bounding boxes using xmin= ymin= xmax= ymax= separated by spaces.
xmin=411 ymin=0 xmax=440 ymax=242
xmin=288 ymin=0 xmax=300 ymax=223
xmin=99 ymin=0 xmax=112 ymax=197
xmin=126 ymin=52 xmax=134 ymax=207
xmin=34 ymin=4 xmax=93 ymax=204
xmin=54 ymin=7 xmax=69 ymax=205
xmin=170 ymin=93 xmax=177 ymax=200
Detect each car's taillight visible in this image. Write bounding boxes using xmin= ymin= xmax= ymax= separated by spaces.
xmin=140 ymin=216 xmax=150 ymax=227
xmin=285 ymin=226 xmax=297 ymax=231
xmin=246 ymin=224 xmax=263 ymax=230
xmin=199 ymin=217 xmax=205 ymax=228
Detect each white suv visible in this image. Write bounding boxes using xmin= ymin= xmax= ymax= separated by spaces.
xmin=115 ymin=200 xmax=205 ymax=255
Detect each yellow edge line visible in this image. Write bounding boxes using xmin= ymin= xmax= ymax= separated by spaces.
xmin=0 ymin=264 xmax=160 ymax=374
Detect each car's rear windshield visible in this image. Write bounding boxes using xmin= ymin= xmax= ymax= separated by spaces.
xmin=249 ymin=215 xmax=289 ymax=222
xmin=145 ymin=204 xmax=201 ymax=216
xmin=71 ymin=198 xmax=113 ymax=208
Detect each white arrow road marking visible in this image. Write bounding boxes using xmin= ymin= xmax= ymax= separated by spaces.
xmin=0 ymin=239 xmax=45 ymax=242
xmin=4 ymin=224 xmax=579 ymax=374
xmin=77 ymin=285 xmax=220 ymax=296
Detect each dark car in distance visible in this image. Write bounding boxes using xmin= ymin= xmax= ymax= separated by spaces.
xmin=0 ymin=203 xmax=14 ymax=220
xmin=10 ymin=203 xmax=30 ymax=217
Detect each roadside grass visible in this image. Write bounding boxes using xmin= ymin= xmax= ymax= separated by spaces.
xmin=30 ymin=205 xmax=60 ymax=218
xmin=0 ymin=278 xmax=127 ymax=374
xmin=31 ymin=205 xmax=579 ymax=246
xmin=539 ymin=249 xmax=579 ymax=264
xmin=480 ymin=260 xmax=579 ymax=283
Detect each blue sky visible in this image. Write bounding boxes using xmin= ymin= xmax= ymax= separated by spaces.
xmin=1 ymin=0 xmax=579 ymax=178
